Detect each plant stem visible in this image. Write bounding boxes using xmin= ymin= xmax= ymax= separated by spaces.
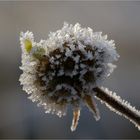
xmin=94 ymin=87 xmax=140 ymax=130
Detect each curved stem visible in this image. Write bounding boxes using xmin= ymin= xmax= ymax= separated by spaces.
xmin=94 ymin=87 xmax=140 ymax=130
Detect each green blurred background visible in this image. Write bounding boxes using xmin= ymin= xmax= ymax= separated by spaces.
xmin=0 ymin=1 xmax=140 ymax=138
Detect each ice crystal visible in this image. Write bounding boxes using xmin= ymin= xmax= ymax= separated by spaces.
xmin=95 ymin=87 xmax=140 ymax=130
xmin=19 ymin=22 xmax=122 ymax=131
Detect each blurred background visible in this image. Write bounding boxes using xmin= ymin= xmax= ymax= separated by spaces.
xmin=0 ymin=1 xmax=140 ymax=139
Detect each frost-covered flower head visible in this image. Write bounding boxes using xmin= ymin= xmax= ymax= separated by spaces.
xmin=19 ymin=22 xmax=119 ymax=131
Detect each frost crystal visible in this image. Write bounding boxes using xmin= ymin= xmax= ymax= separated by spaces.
xmin=19 ymin=22 xmax=120 ymax=131
xmin=94 ymin=87 xmax=140 ymax=130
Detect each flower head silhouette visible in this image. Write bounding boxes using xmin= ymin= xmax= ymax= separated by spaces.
xmin=19 ymin=22 xmax=140 ymax=131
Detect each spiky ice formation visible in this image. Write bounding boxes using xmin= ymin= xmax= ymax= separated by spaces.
xmin=19 ymin=22 xmax=119 ymax=131
xmin=94 ymin=87 xmax=140 ymax=130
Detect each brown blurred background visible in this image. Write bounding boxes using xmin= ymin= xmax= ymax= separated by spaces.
xmin=0 ymin=1 xmax=140 ymax=139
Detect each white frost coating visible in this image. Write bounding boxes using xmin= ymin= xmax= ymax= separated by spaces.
xmin=95 ymin=87 xmax=140 ymax=130
xmin=54 ymin=84 xmax=77 ymax=96
xmin=19 ymin=22 xmax=119 ymax=126
xmin=87 ymin=51 xmax=94 ymax=60
xmin=19 ymin=31 xmax=68 ymax=117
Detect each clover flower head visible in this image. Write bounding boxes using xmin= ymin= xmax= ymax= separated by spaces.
xmin=19 ymin=22 xmax=121 ymax=131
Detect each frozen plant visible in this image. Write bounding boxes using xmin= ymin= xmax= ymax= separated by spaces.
xmin=19 ymin=22 xmax=140 ymax=131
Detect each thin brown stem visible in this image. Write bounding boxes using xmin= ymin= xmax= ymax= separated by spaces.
xmin=71 ymin=108 xmax=80 ymax=131
xmin=94 ymin=87 xmax=140 ymax=130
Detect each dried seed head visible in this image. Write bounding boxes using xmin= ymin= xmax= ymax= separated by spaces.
xmin=19 ymin=22 xmax=119 ymax=131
